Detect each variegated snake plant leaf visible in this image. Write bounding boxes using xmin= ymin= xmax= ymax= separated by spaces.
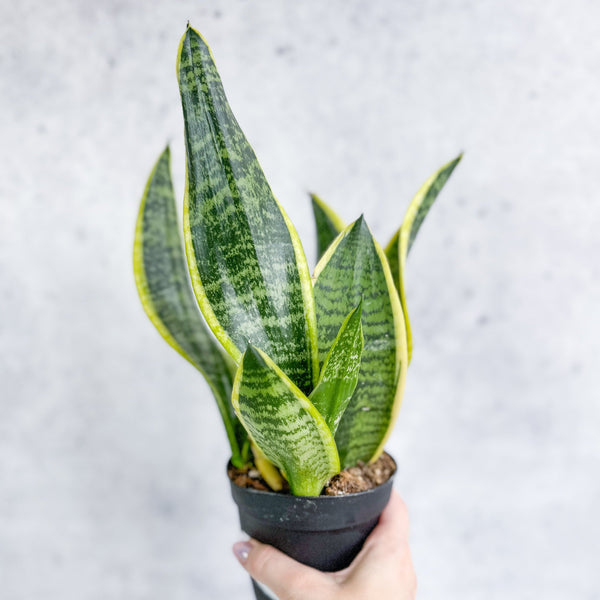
xmin=178 ymin=26 xmax=318 ymax=395
xmin=385 ymin=154 xmax=462 ymax=362
xmin=134 ymin=25 xmax=462 ymax=494
xmin=233 ymin=345 xmax=340 ymax=496
xmin=310 ymin=155 xmax=462 ymax=365
xmin=309 ymin=300 xmax=364 ymax=435
xmin=133 ymin=147 xmax=247 ymax=467
xmin=311 ymin=193 xmax=346 ymax=263
xmin=314 ymin=217 xmax=408 ymax=468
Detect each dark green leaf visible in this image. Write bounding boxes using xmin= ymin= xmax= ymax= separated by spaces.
xmin=233 ymin=346 xmax=340 ymax=496
xmin=385 ymin=154 xmax=462 ymax=361
xmin=133 ymin=147 xmax=246 ymax=466
xmin=314 ymin=217 xmax=407 ymax=467
xmin=178 ymin=27 xmax=318 ymax=394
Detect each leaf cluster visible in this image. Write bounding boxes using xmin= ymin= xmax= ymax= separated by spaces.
xmin=133 ymin=27 xmax=461 ymax=496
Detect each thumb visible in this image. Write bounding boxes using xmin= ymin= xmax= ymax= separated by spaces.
xmin=233 ymin=539 xmax=335 ymax=600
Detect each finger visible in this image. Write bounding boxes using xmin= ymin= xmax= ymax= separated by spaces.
xmin=330 ymin=490 xmax=410 ymax=583
xmin=368 ymin=488 xmax=410 ymax=544
xmin=233 ymin=539 xmax=335 ymax=600
xmin=337 ymin=489 xmax=410 ymax=579
xmin=333 ymin=491 xmax=414 ymax=592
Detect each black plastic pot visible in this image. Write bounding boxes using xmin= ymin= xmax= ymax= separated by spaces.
xmin=229 ymin=461 xmax=395 ymax=600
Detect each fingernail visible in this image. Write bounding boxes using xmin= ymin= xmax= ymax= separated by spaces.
xmin=233 ymin=541 xmax=252 ymax=564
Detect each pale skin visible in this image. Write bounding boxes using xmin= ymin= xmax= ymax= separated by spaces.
xmin=232 ymin=490 xmax=417 ymax=600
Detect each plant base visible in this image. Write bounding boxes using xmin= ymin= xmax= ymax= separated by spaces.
xmin=229 ymin=457 xmax=395 ymax=599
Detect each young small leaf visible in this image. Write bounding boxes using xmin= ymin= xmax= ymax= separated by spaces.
xmin=251 ymin=444 xmax=284 ymax=492
xmin=310 ymin=193 xmax=345 ymax=262
xmin=232 ymin=346 xmax=340 ymax=496
xmin=309 ymin=301 xmax=363 ymax=434
xmin=314 ymin=217 xmax=408 ymax=468
xmin=178 ymin=26 xmax=319 ymax=394
xmin=133 ymin=147 xmax=246 ymax=466
xmin=385 ymin=154 xmax=462 ymax=362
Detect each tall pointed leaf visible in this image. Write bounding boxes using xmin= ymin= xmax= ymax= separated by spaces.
xmin=309 ymin=301 xmax=363 ymax=434
xmin=385 ymin=154 xmax=462 ymax=362
xmin=314 ymin=217 xmax=408 ymax=468
xmin=401 ymin=154 xmax=463 ymax=256
xmin=133 ymin=147 xmax=246 ymax=466
xmin=310 ymin=193 xmax=345 ymax=262
xmin=232 ymin=346 xmax=340 ymax=496
xmin=178 ymin=26 xmax=318 ymax=394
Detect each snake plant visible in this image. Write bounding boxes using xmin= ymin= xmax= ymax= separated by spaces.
xmin=134 ymin=26 xmax=461 ymax=496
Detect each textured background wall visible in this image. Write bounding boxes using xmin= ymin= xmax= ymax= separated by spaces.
xmin=1 ymin=1 xmax=599 ymax=598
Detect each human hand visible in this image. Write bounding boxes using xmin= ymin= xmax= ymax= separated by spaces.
xmin=232 ymin=489 xmax=417 ymax=600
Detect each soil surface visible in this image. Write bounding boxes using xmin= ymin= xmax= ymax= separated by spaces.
xmin=228 ymin=452 xmax=396 ymax=496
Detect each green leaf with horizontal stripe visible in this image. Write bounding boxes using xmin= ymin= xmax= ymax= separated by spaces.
xmin=178 ymin=26 xmax=318 ymax=395
xmin=314 ymin=217 xmax=408 ymax=468
xmin=310 ymin=193 xmax=345 ymax=262
xmin=133 ymin=147 xmax=247 ymax=467
xmin=232 ymin=346 xmax=340 ymax=496
xmin=385 ymin=154 xmax=462 ymax=362
xmin=309 ymin=301 xmax=363 ymax=435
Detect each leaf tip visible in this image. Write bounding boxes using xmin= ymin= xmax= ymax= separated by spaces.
xmin=182 ymin=23 xmax=211 ymax=50
xmin=310 ymin=192 xmax=325 ymax=214
xmin=350 ymin=297 xmax=364 ymax=341
xmin=243 ymin=343 xmax=264 ymax=367
xmin=352 ymin=214 xmax=371 ymax=237
xmin=356 ymin=296 xmax=364 ymax=314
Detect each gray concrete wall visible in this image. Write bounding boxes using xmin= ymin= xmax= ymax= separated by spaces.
xmin=1 ymin=1 xmax=599 ymax=598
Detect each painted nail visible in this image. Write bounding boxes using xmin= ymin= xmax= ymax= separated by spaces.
xmin=233 ymin=541 xmax=252 ymax=564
